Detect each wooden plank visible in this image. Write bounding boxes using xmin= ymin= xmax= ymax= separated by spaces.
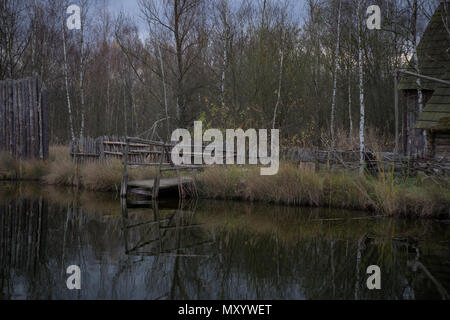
xmin=8 ymin=80 xmax=13 ymax=154
xmin=128 ymin=177 xmax=194 ymax=190
xmin=70 ymin=153 xmax=99 ymax=157
xmin=161 ymin=166 xmax=205 ymax=171
xmin=128 ymin=188 xmax=153 ymax=197
xmin=13 ymin=80 xmax=18 ymax=157
xmin=128 ymin=162 xmax=170 ymax=166
xmin=103 ymin=141 xmax=150 ymax=147
xmin=28 ymin=79 xmax=35 ymax=158
xmin=41 ymin=82 xmax=49 ymax=159
xmin=0 ymin=82 xmax=3 ymax=150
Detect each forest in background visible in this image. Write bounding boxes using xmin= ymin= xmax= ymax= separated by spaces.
xmin=0 ymin=0 xmax=444 ymax=149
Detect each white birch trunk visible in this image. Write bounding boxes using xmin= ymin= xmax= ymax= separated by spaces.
xmin=348 ymin=4 xmax=353 ymax=147
xmin=220 ymin=1 xmax=230 ymax=108
xmin=272 ymin=30 xmax=284 ymax=130
xmin=79 ymin=11 xmax=86 ymax=140
xmin=358 ymin=0 xmax=365 ymax=174
xmin=62 ymin=25 xmax=76 ymax=142
xmin=412 ymin=0 xmax=426 ymax=156
xmin=349 ymin=67 xmax=353 ymax=146
xmin=221 ymin=35 xmax=227 ymax=107
xmin=158 ymin=45 xmax=170 ymax=140
xmin=330 ymin=0 xmax=342 ymax=148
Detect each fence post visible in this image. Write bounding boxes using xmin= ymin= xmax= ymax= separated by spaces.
xmin=394 ymin=71 xmax=399 ymax=157
xmin=120 ymin=139 xmax=129 ymax=198
xmin=152 ymin=146 xmax=166 ymax=200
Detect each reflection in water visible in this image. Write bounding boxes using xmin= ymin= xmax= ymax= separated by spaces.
xmin=0 ymin=184 xmax=449 ymax=300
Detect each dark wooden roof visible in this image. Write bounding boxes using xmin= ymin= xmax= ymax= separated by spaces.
xmin=399 ymin=4 xmax=450 ymax=91
xmin=398 ymin=3 xmax=450 ymax=130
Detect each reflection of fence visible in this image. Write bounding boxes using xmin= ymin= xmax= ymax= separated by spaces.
xmin=121 ymin=200 xmax=214 ymax=258
xmin=0 ymin=198 xmax=47 ymax=275
xmin=0 ymin=77 xmax=49 ymax=159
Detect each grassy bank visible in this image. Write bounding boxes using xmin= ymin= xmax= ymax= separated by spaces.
xmin=0 ymin=146 xmax=158 ymax=192
xmin=194 ymin=165 xmax=450 ymax=218
xmin=1 ymin=146 xmax=449 ymax=218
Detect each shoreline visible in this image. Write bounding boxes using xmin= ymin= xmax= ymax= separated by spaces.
xmin=1 ymin=147 xmax=449 ymax=219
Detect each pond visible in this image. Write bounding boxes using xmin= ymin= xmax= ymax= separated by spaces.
xmin=0 ymin=183 xmax=449 ymax=300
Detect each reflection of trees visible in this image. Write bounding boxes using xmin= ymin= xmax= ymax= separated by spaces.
xmin=121 ymin=199 xmax=217 ymax=299
xmin=0 ymin=198 xmax=48 ymax=299
xmin=0 ymin=193 xmax=449 ymax=300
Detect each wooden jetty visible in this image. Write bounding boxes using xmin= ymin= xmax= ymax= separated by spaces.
xmin=127 ymin=177 xmax=194 ymax=198
xmin=128 ymin=177 xmax=193 ymax=189
xmin=120 ymin=137 xmax=202 ymax=200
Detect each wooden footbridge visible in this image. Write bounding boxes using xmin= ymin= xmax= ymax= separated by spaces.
xmin=119 ymin=137 xmax=203 ymax=200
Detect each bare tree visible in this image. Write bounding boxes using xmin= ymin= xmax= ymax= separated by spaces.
xmin=0 ymin=0 xmax=31 ymax=79
xmin=357 ymin=0 xmax=365 ymax=174
xmin=330 ymin=0 xmax=342 ymax=148
xmin=78 ymin=0 xmax=91 ymax=140
xmin=139 ymin=0 xmax=207 ymax=126
xmin=62 ymin=7 xmax=76 ymax=142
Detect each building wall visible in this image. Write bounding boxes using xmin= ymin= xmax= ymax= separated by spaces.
xmin=431 ymin=131 xmax=450 ymax=171
xmin=402 ymin=89 xmax=434 ymax=157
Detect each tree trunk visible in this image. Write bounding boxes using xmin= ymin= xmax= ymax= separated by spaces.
xmin=358 ymin=0 xmax=365 ymax=174
xmin=412 ymin=0 xmax=426 ymax=157
xmin=272 ymin=30 xmax=284 ymax=130
xmin=62 ymin=25 xmax=76 ymax=142
xmin=79 ymin=11 xmax=86 ymax=140
xmin=330 ymin=0 xmax=342 ymax=148
xmin=158 ymin=45 xmax=170 ymax=140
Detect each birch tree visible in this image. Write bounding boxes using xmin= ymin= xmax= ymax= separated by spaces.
xmin=272 ymin=31 xmax=284 ymax=130
xmin=348 ymin=4 xmax=353 ymax=146
xmin=410 ymin=0 xmax=426 ymax=156
xmin=78 ymin=0 xmax=90 ymax=140
xmin=330 ymin=0 xmax=342 ymax=148
xmin=62 ymin=15 xmax=76 ymax=142
xmin=216 ymin=0 xmax=231 ymax=107
xmin=158 ymin=45 xmax=170 ymax=140
xmin=357 ymin=0 xmax=365 ymax=174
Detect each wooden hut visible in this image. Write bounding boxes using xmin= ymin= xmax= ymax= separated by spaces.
xmin=0 ymin=77 xmax=49 ymax=160
xmin=398 ymin=3 xmax=450 ymax=165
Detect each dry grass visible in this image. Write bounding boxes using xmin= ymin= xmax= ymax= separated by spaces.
xmin=42 ymin=146 xmax=77 ymax=186
xmin=81 ymin=160 xmax=122 ymax=191
xmin=0 ymin=151 xmax=18 ymax=179
xmin=195 ymin=164 xmax=450 ymax=218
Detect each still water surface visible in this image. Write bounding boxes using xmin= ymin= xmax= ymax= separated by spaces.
xmin=0 ymin=183 xmax=449 ymax=300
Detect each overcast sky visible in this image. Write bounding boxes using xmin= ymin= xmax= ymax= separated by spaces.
xmin=108 ymin=0 xmax=141 ymax=16
xmin=106 ymin=0 xmax=307 ymax=32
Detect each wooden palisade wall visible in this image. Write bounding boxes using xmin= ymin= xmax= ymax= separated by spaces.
xmin=0 ymin=77 xmax=49 ymax=160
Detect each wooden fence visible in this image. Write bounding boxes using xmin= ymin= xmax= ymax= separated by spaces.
xmin=70 ymin=136 xmax=169 ymax=164
xmin=70 ymin=137 xmax=448 ymax=176
xmin=0 ymin=77 xmax=49 ymax=159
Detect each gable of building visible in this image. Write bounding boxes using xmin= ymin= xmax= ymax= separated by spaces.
xmin=398 ymin=4 xmax=450 ymax=92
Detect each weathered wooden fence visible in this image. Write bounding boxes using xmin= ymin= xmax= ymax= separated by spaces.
xmin=70 ymin=136 xmax=168 ymax=164
xmin=281 ymin=147 xmax=449 ymax=175
xmin=0 ymin=198 xmax=48 ymax=276
xmin=0 ymin=77 xmax=49 ymax=159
